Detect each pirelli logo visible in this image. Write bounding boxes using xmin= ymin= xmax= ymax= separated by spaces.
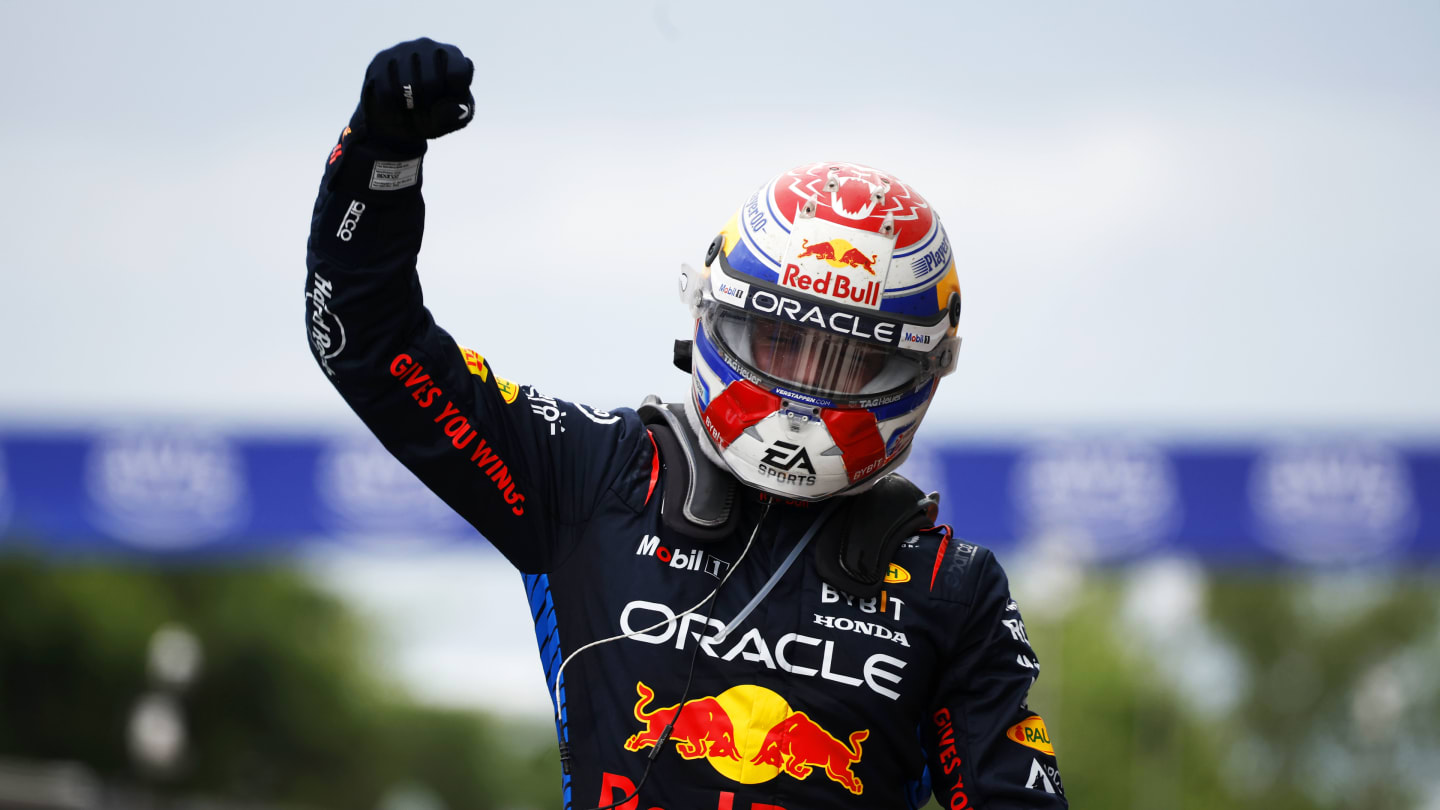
xmin=460 ymin=346 xmax=489 ymax=380
xmin=458 ymin=345 xmax=520 ymax=404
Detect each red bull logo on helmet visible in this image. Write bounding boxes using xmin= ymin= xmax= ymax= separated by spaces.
xmin=780 ymin=216 xmax=894 ymax=311
xmin=623 ymin=682 xmax=868 ymax=795
xmin=781 ymin=264 xmax=881 ymax=308
xmin=797 ymin=238 xmax=878 ymax=275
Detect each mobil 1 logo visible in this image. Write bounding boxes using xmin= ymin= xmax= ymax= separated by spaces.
xmin=636 ymin=534 xmax=731 ymax=579
xmin=759 ymin=440 xmax=816 ymax=487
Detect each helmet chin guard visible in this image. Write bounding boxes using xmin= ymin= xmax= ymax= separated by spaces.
xmin=680 ymin=391 xmax=919 ymax=501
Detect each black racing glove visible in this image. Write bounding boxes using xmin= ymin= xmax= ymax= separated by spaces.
xmin=324 ymin=38 xmax=475 ymax=191
xmin=353 ymin=37 xmax=475 ymax=150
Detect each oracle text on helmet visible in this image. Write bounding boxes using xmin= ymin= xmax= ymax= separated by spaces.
xmin=749 ymin=290 xmax=896 ymax=344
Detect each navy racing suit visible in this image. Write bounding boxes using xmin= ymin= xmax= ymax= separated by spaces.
xmin=304 ymin=132 xmax=1068 ymax=810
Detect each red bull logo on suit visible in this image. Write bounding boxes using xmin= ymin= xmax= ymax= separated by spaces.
xmin=623 ymin=682 xmax=868 ymax=795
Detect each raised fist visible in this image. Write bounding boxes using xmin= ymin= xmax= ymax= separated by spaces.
xmin=358 ymin=38 xmax=474 ymax=144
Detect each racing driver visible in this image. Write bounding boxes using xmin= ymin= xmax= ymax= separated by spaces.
xmin=306 ymin=38 xmax=1068 ymax=810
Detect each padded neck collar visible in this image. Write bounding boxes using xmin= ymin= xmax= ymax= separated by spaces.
xmin=638 ymin=396 xmax=939 ymax=597
xmin=638 ymin=397 xmax=739 ymax=543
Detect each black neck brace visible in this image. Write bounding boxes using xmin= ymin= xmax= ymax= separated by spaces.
xmin=637 ymin=398 xmax=939 ymax=598
xmin=638 ymin=398 xmax=740 ymax=543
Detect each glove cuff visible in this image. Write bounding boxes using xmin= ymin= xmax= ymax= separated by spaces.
xmin=323 ymin=128 xmax=428 ymax=197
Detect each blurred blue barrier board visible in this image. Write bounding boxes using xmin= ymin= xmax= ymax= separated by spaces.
xmin=0 ymin=429 xmax=1435 ymax=564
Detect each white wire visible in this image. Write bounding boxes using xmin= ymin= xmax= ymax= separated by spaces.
xmin=551 ymin=502 xmax=771 ymax=722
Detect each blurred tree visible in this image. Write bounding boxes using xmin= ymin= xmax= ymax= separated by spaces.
xmin=1206 ymin=573 xmax=1440 ymax=810
xmin=0 ymin=555 xmax=169 ymax=771
xmin=1019 ymin=580 xmax=1234 ymax=810
xmin=0 ymin=552 xmax=559 ymax=810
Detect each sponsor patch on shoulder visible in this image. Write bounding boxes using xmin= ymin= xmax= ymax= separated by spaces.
xmin=1006 ymin=715 xmax=1055 ymax=756
xmin=495 ymin=375 xmax=520 ymax=404
xmin=459 ymin=346 xmax=520 ymax=404
xmin=459 ymin=346 xmax=489 ymax=381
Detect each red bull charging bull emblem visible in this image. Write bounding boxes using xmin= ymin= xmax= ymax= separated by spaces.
xmin=626 ymin=683 xmax=742 ymax=762
xmin=624 ymin=682 xmax=868 ymax=795
xmin=797 ymin=239 xmax=878 ymax=275
xmin=779 ymin=200 xmax=895 ymax=310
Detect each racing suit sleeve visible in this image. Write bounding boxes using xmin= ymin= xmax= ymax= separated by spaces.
xmin=304 ymin=132 xmax=650 ymax=574
xmin=923 ymin=544 xmax=1068 ymax=808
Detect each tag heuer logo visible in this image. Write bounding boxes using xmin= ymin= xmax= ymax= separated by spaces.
xmin=760 ymin=440 xmax=816 ymax=474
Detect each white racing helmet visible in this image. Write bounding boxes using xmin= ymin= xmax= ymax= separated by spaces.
xmin=679 ymin=162 xmax=962 ymax=500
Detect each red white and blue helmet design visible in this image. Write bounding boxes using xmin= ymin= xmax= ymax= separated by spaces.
xmin=679 ymin=162 xmax=962 ymax=500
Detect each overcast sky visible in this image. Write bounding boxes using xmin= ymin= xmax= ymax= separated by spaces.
xmin=1 ymin=0 xmax=1436 ymax=438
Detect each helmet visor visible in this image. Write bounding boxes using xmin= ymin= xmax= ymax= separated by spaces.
xmin=707 ymin=307 xmax=925 ymax=398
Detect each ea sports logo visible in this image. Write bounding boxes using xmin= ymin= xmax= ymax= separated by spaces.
xmin=758 ymin=440 xmax=818 ymax=488
xmin=760 ymin=440 xmax=815 ymax=474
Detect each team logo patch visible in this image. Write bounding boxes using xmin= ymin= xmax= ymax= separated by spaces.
xmin=781 ymin=216 xmax=894 ymax=311
xmin=1006 ymin=715 xmax=1055 ymax=756
xmin=460 ymin=346 xmax=488 ymax=380
xmin=625 ymin=682 xmax=868 ymax=795
xmin=459 ymin=346 xmax=519 ymax=404
xmin=798 ymin=237 xmax=878 ymax=275
xmin=494 ymin=376 xmax=520 ymax=404
xmin=1026 ymin=758 xmax=1060 ymax=794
